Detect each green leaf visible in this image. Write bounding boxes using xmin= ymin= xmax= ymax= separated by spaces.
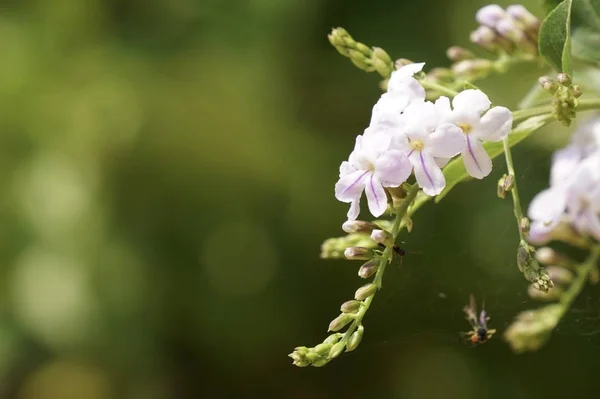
xmin=544 ymin=0 xmax=564 ymax=14
xmin=570 ymin=0 xmax=600 ymax=64
xmin=435 ymin=116 xmax=552 ymax=203
xmin=539 ymin=0 xmax=573 ymax=75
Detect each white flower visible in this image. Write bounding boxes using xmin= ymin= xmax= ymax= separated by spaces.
xmin=571 ymin=115 xmax=600 ymax=157
xmin=565 ymin=154 xmax=600 ymax=240
xmin=335 ymin=133 xmax=412 ymax=220
xmin=391 ymin=101 xmax=464 ymax=196
xmin=476 ymin=5 xmax=507 ymax=29
xmin=369 ymin=63 xmax=426 ymax=134
xmin=436 ymin=89 xmax=513 ymax=179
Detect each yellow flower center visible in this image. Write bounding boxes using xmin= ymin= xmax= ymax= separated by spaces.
xmin=411 ymin=140 xmax=425 ymax=151
xmin=459 ymin=123 xmax=473 ymax=134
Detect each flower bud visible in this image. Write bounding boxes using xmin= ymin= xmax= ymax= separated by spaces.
xmin=528 ymin=284 xmax=563 ymax=301
xmin=570 ymin=85 xmax=583 ymax=98
xmin=328 ymin=342 xmax=346 ymax=359
xmin=556 ymin=73 xmax=572 ymax=86
xmin=546 ymin=266 xmax=574 ymax=286
xmin=355 ymin=283 xmax=378 ymax=300
xmin=506 ymin=5 xmax=540 ymax=30
xmin=452 ymin=59 xmax=494 ymax=80
xmin=446 ymin=46 xmax=475 ymax=62
xmin=305 ymin=351 xmax=320 ymax=362
xmin=328 ymin=314 xmax=353 ymax=332
xmin=323 ymin=334 xmax=341 ymax=345
xmin=346 ymin=325 xmax=364 ymax=352
xmin=403 ymin=216 xmax=413 ymax=233
xmin=517 ymin=241 xmax=553 ymax=292
xmin=539 ymin=76 xmax=558 ymax=93
xmin=370 ymin=229 xmax=394 ymax=246
xmin=497 ymin=173 xmax=514 ymax=199
xmin=427 ymin=67 xmax=454 ymax=82
xmin=470 ymin=26 xmax=498 ymax=52
xmin=476 ymin=4 xmax=507 ymax=28
xmin=395 ymin=58 xmax=414 ymax=69
xmin=344 ymin=246 xmax=374 ymax=260
xmin=496 ymin=18 xmax=537 ymax=54
xmin=348 ymin=49 xmax=373 ymax=71
xmin=535 ymin=247 xmax=572 ymax=267
xmin=342 ymin=220 xmax=378 ymax=234
xmin=340 ymin=300 xmax=362 ymax=314
xmin=294 ymin=346 xmax=308 ymax=356
xmin=314 ymin=343 xmax=332 ymax=355
xmin=358 ymin=259 xmax=379 ymax=279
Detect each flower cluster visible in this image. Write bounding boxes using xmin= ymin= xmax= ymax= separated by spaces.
xmin=334 ymin=63 xmax=513 ymax=220
xmin=528 ymin=116 xmax=600 ymax=243
xmin=471 ymin=4 xmax=539 ymax=56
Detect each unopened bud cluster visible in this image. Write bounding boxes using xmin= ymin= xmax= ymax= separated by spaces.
xmin=539 ymin=73 xmax=582 ymax=126
xmin=517 ymin=240 xmax=553 ymax=292
xmin=328 ymin=28 xmax=394 ymax=78
xmin=429 ymin=5 xmax=540 ymax=91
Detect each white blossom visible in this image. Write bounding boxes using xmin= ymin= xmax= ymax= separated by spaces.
xmin=436 ymin=89 xmax=513 ymax=179
xmin=335 ymin=133 xmax=412 ymax=220
xmin=391 ymin=101 xmax=464 ymax=196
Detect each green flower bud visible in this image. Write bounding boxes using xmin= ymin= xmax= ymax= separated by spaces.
xmin=517 ymin=241 xmax=553 ymax=292
xmin=328 ymin=314 xmax=353 ymax=332
xmin=340 ymin=300 xmax=361 ymax=314
xmin=556 ymin=73 xmax=572 ymax=86
xmin=358 ymin=258 xmax=379 ymax=279
xmin=323 ymin=334 xmax=341 ymax=345
xmin=346 ymin=325 xmax=364 ymax=352
xmin=348 ymin=49 xmax=373 ymax=71
xmin=570 ymin=85 xmax=583 ymax=98
xmin=294 ymin=346 xmax=308 ymax=356
xmin=328 ymin=342 xmax=346 ymax=359
xmin=497 ymin=173 xmax=514 ymax=199
xmin=520 ymin=217 xmax=530 ymax=234
xmin=314 ymin=343 xmax=332 ymax=355
xmin=355 ymin=283 xmax=378 ymax=300
xmin=305 ymin=351 xmax=320 ymax=362
xmin=539 ymin=76 xmax=558 ymax=93
xmin=311 ymin=359 xmax=329 ymax=367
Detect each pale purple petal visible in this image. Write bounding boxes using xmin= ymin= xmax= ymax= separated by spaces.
xmin=335 ymin=170 xmax=369 ymax=202
xmin=550 ymin=145 xmax=583 ymax=186
xmin=528 ymin=187 xmax=567 ymax=225
xmin=428 ymin=123 xmax=464 ymax=158
xmin=400 ymin=101 xmax=440 ymax=134
xmin=461 ymin=136 xmax=492 ymax=179
xmin=476 ymin=4 xmax=506 ymax=28
xmin=374 ymin=149 xmax=412 ymax=186
xmin=452 ymin=89 xmax=491 ymax=116
xmin=528 ymin=220 xmax=554 ymax=245
xmin=365 ymin=175 xmax=388 ymax=217
xmin=434 ymin=96 xmax=452 ymax=119
xmin=476 ymin=106 xmax=513 ymax=141
xmin=435 ymin=157 xmax=450 ymax=168
xmin=347 ymin=199 xmax=360 ymax=220
xmin=410 ymin=151 xmax=446 ymax=196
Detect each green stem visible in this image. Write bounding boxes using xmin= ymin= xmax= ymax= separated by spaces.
xmin=557 ymin=245 xmax=600 ymax=318
xmin=420 ymin=80 xmax=459 ymax=97
xmin=502 ymin=136 xmax=527 ymax=241
xmin=339 ymin=185 xmax=420 ymax=345
xmin=512 ymin=98 xmax=600 ymax=124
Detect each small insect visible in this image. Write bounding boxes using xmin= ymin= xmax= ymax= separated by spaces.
xmin=461 ymin=294 xmax=496 ymax=346
xmin=377 ymin=243 xmax=407 ymax=263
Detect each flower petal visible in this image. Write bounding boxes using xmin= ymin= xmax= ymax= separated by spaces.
xmin=550 ymin=144 xmax=582 ymax=186
xmin=435 ymin=157 xmax=450 ymax=168
xmin=410 ymin=151 xmax=445 ymax=196
xmin=452 ymin=89 xmax=491 ymax=116
xmin=365 ymin=175 xmax=388 ymax=217
xmin=387 ymin=63 xmax=426 ymax=99
xmin=374 ymin=149 xmax=412 ymax=186
xmin=476 ymin=106 xmax=513 ymax=142
xmin=400 ymin=101 xmax=440 ymax=135
xmin=434 ymin=96 xmax=452 ymax=119
xmin=428 ymin=123 xmax=464 ymax=158
xmin=347 ymin=199 xmax=360 ymax=221
xmin=335 ymin=170 xmax=368 ymax=202
xmin=528 ymin=187 xmax=567 ymax=224
xmin=461 ymin=136 xmax=492 ymax=179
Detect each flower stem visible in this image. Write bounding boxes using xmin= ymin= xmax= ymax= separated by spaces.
xmin=419 ymin=80 xmax=459 ymax=97
xmin=338 ymin=185 xmax=420 ymax=346
xmin=512 ymin=98 xmax=600 ymax=124
xmin=557 ymin=245 xmax=600 ymax=318
xmin=502 ymin=136 xmax=527 ymax=241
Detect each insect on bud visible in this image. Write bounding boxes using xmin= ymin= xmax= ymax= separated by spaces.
xmin=344 ymin=246 xmax=374 ymax=260
xmin=358 ymin=259 xmax=379 ymax=279
xmin=328 ymin=314 xmax=353 ymax=332
xmin=370 ymin=229 xmax=393 ymax=246
xmin=446 ymin=46 xmax=475 ymax=62
xmin=355 ymin=283 xmax=378 ymax=300
xmin=340 ymin=300 xmax=362 ymax=314
xmin=342 ymin=220 xmax=378 ymax=234
xmin=346 ymin=325 xmax=364 ymax=352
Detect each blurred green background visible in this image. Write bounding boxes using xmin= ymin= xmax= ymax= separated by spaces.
xmin=1 ymin=0 xmax=600 ymax=398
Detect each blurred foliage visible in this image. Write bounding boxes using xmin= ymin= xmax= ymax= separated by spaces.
xmin=0 ymin=0 xmax=600 ymax=398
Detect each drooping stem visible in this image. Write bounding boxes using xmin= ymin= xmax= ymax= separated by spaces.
xmin=338 ymin=185 xmax=420 ymax=345
xmin=419 ymin=80 xmax=459 ymax=97
xmin=502 ymin=136 xmax=527 ymax=241
xmin=557 ymin=245 xmax=600 ymax=318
